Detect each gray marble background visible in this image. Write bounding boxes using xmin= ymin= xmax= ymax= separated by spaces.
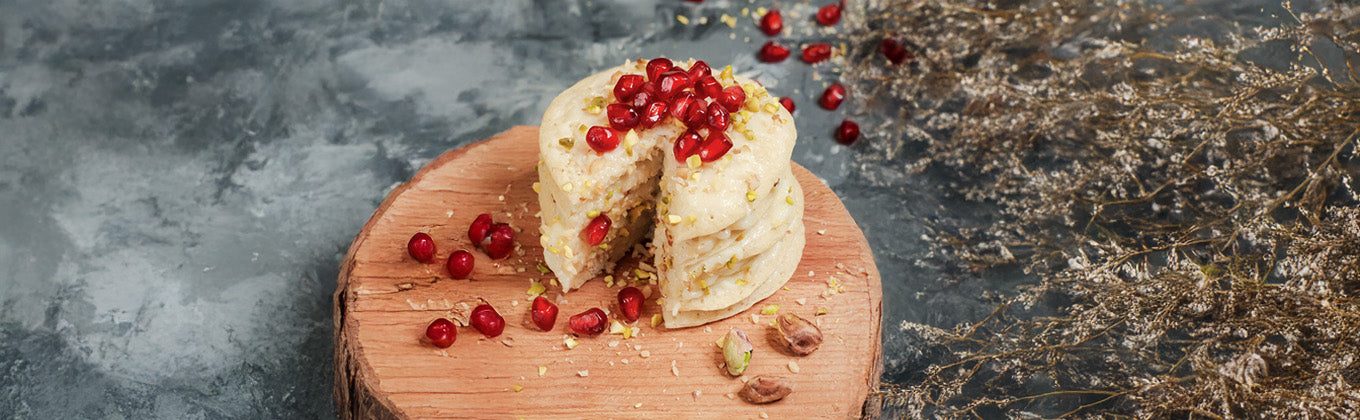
xmin=0 ymin=1 xmax=929 ymax=418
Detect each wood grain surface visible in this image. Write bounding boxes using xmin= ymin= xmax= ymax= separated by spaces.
xmin=334 ymin=126 xmax=883 ymax=419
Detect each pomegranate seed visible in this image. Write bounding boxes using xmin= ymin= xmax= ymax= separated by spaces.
xmin=717 ymin=85 xmax=746 ymax=112
xmin=819 ymin=83 xmax=846 ymax=110
xmin=468 ymin=213 xmax=493 ymax=245
xmin=683 ymin=102 xmax=707 ymax=128
xmin=687 ymin=60 xmax=712 ymax=80
xmin=531 ymin=296 xmax=559 ymax=331
xmin=606 ymin=103 xmax=640 ymax=131
xmin=779 ymin=97 xmax=796 ymax=113
xmin=585 ymin=126 xmax=620 ymax=153
xmin=618 ymin=287 xmax=644 ymax=322
xmin=425 ymin=318 xmax=456 ymax=348
xmin=817 ymin=2 xmax=842 ymax=25
xmin=706 ymin=102 xmax=730 ymax=131
xmin=447 ymin=250 xmax=474 ymax=279
xmin=759 ymin=9 xmax=783 ymax=36
xmin=483 ymin=223 xmax=515 ymax=259
xmin=802 ymin=43 xmax=832 ymax=64
xmin=669 ymin=92 xmax=698 ymax=120
xmin=881 ymin=38 xmax=913 ymax=65
xmin=835 ymin=119 xmax=861 ymax=145
xmin=694 ymin=76 xmax=722 ymax=100
xmin=698 ymin=130 xmax=733 ymax=162
xmin=583 ymin=214 xmax=612 ymax=246
xmin=629 ymin=89 xmax=655 ymax=110
xmin=469 ymin=303 xmax=505 ymax=338
xmin=640 ymin=101 xmax=668 ymax=129
xmin=656 ymin=70 xmax=693 ymax=100
xmin=674 ymin=129 xmax=703 ymax=163
xmin=646 ymin=58 xmax=673 ymax=81
xmin=757 ymin=41 xmax=791 ymax=63
xmin=568 ymin=308 xmax=608 ymax=335
xmin=407 ymin=232 xmax=436 ymax=263
xmin=613 ymin=74 xmax=645 ymax=102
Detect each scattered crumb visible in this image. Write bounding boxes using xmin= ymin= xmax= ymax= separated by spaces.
xmin=726 ymin=393 xmax=735 ymax=400
xmin=671 ymin=360 xmax=680 ymax=376
xmin=817 ymin=229 xmax=826 ymax=235
xmin=796 ymin=298 xmax=807 ymax=305
xmin=564 ymin=337 xmax=579 ymax=349
xmin=760 ymin=412 xmax=769 ymax=419
xmin=538 ymin=366 xmax=547 ymax=376
xmin=578 ymin=370 xmax=589 ymax=377
xmin=789 ymin=360 xmax=801 ymax=373
xmin=641 ymin=350 xmax=651 ymax=358
xmin=634 ymin=402 xmax=643 ymax=408
xmin=512 ymin=385 xmax=523 ymax=392
xmin=750 ymin=314 xmax=760 ymax=324
xmin=692 ymin=390 xmax=702 ymax=400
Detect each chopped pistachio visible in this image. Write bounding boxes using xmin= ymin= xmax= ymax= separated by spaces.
xmin=727 ymin=255 xmax=738 ymax=269
xmin=815 ymin=307 xmax=828 ymax=316
xmin=786 ymin=195 xmax=795 ymax=205
xmin=763 ymin=103 xmax=780 ymax=114
xmin=720 ymin=65 xmax=734 ymax=82
xmin=746 ymin=191 xmax=758 ymax=202
xmin=668 ymin=215 xmax=682 ymax=224
xmin=735 ymin=278 xmax=748 ymax=286
xmin=559 ymin=137 xmax=575 ymax=149
xmin=760 ymin=304 xmax=780 ymax=315
xmin=536 ymin=263 xmax=552 ymax=275
xmin=676 ymin=15 xmax=689 ymax=24
xmin=532 ymin=182 xmax=541 ymax=193
xmin=564 ymin=336 xmax=579 ymax=349
xmin=624 ymin=129 xmax=639 ymax=156
xmin=512 ymin=385 xmax=524 ymax=392
xmin=686 ymin=154 xmax=702 ymax=169
xmin=651 ymin=314 xmax=663 ymax=327
xmin=685 ymin=215 xmax=697 ymax=224
xmin=610 ymin=320 xmax=626 ymax=335
xmin=722 ymin=328 xmax=754 ymax=376
xmin=587 ymin=210 xmax=600 ymax=218
xmin=538 ymin=366 xmax=547 ymax=376
xmin=527 ymin=282 xmax=546 ymax=296
xmin=562 ymin=183 xmax=574 ymax=192
xmin=743 ymin=128 xmax=757 ymax=140
xmin=690 ymin=171 xmax=701 ymax=181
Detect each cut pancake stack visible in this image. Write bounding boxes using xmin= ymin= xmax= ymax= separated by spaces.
xmin=538 ymin=58 xmax=804 ymax=328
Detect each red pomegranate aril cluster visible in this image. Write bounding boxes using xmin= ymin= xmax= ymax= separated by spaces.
xmin=585 ymin=126 xmax=620 ymax=153
xmin=531 ymin=296 xmax=559 ymax=331
xmin=583 ymin=214 xmax=612 ymax=246
xmin=817 ymin=2 xmax=843 ymax=25
xmin=836 ymin=119 xmax=861 ymax=145
xmin=780 ymin=97 xmax=796 ymax=113
xmin=425 ymin=318 xmax=457 ymax=348
xmin=407 ymin=232 xmax=437 ymax=263
xmin=758 ymin=41 xmax=791 ymax=63
xmin=618 ymin=287 xmax=644 ymax=322
xmin=447 ymin=250 xmax=474 ymax=279
xmin=606 ymin=103 xmax=640 ymax=130
xmin=470 ymin=303 xmax=505 ymax=337
xmin=819 ymin=83 xmax=846 ymax=110
xmin=569 ymin=308 xmax=609 ymax=335
xmin=759 ymin=9 xmax=783 ymax=36
xmin=802 ymin=43 xmax=832 ymax=64
xmin=683 ymin=102 xmax=707 ymax=128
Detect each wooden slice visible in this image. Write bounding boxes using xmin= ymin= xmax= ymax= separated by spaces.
xmin=334 ymin=126 xmax=883 ymax=419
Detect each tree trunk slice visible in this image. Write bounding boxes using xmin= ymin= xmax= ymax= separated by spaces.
xmin=334 ymin=126 xmax=883 ymax=419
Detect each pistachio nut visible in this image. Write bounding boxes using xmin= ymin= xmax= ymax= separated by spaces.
xmin=776 ymin=313 xmax=823 ymax=355
xmin=722 ymin=328 xmax=754 ymax=376
xmin=739 ymin=376 xmax=793 ymax=404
